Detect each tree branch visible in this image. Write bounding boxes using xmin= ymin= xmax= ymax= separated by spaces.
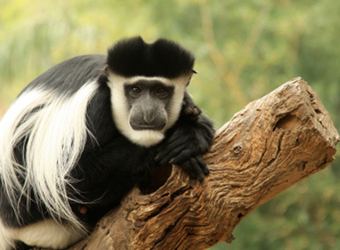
xmin=37 ymin=77 xmax=338 ymax=250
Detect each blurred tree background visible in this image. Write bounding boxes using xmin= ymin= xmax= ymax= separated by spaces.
xmin=1 ymin=0 xmax=340 ymax=249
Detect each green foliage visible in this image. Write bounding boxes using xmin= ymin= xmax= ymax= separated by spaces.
xmin=1 ymin=0 xmax=339 ymax=249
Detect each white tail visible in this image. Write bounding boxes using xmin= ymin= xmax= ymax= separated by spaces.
xmin=0 ymin=81 xmax=98 ymax=235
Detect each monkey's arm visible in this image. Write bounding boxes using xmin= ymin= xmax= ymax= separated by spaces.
xmin=155 ymin=112 xmax=215 ymax=181
xmin=70 ymin=137 xmax=157 ymax=208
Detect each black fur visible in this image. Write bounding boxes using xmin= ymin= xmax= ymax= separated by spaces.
xmin=107 ymin=36 xmax=195 ymax=78
xmin=0 ymin=37 xmax=215 ymax=249
xmin=21 ymin=54 xmax=106 ymax=96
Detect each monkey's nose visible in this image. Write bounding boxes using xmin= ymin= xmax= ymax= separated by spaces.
xmin=143 ymin=112 xmax=155 ymax=124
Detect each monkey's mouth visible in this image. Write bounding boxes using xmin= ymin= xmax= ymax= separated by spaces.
xmin=130 ymin=123 xmax=165 ymax=131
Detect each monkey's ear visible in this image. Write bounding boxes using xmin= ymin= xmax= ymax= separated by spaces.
xmin=102 ymin=65 xmax=109 ymax=74
xmin=186 ymin=70 xmax=197 ymax=86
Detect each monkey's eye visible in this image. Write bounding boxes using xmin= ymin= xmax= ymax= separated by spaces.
xmin=131 ymin=87 xmax=141 ymax=94
xmin=156 ymin=88 xmax=168 ymax=96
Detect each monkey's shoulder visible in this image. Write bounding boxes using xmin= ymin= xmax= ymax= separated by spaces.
xmin=22 ymin=54 xmax=107 ymax=95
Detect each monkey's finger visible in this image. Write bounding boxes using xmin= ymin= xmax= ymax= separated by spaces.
xmin=195 ymin=156 xmax=210 ymax=176
xmin=158 ymin=140 xmax=185 ymax=158
xmin=184 ymin=106 xmax=201 ymax=117
xmin=190 ymin=106 xmax=202 ymax=117
xmin=169 ymin=149 xmax=192 ymax=165
xmin=193 ymin=107 xmax=202 ymax=116
xmin=156 ymin=145 xmax=184 ymax=165
xmin=157 ymin=131 xmax=186 ymax=151
xmin=181 ymin=158 xmax=205 ymax=181
xmin=184 ymin=106 xmax=193 ymax=115
xmin=157 ymin=140 xmax=183 ymax=155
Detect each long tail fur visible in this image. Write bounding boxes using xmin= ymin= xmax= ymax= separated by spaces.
xmin=0 ymin=81 xmax=98 ymax=232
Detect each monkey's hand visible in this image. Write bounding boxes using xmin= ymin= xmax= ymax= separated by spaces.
xmin=182 ymin=92 xmax=201 ymax=121
xmin=155 ymin=116 xmax=215 ymax=181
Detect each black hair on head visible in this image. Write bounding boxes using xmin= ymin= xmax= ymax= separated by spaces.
xmin=107 ymin=36 xmax=195 ymax=79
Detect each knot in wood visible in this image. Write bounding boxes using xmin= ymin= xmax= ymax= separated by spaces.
xmin=232 ymin=144 xmax=243 ymax=154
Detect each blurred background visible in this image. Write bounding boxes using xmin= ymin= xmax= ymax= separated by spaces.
xmin=1 ymin=0 xmax=340 ymax=249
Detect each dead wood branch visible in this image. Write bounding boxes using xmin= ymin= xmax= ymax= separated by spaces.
xmin=39 ymin=78 xmax=339 ymax=250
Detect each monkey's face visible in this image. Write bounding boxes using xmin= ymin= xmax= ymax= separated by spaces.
xmin=126 ymin=80 xmax=172 ymax=131
xmin=108 ymin=73 xmax=189 ymax=147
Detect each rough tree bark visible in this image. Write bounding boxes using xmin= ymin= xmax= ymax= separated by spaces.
xmin=35 ymin=77 xmax=339 ymax=250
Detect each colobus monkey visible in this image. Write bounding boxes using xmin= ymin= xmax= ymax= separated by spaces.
xmin=0 ymin=37 xmax=215 ymax=250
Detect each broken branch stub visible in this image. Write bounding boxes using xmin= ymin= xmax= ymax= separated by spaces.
xmin=67 ymin=77 xmax=338 ymax=250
